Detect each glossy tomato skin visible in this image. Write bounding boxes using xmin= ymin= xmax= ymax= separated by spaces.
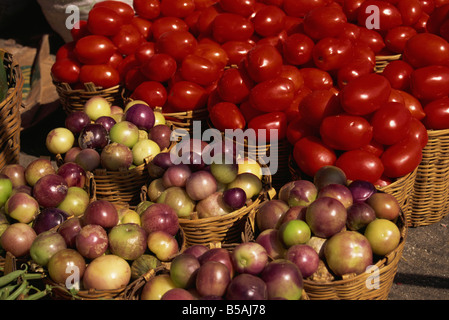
xmin=210 ymin=102 xmax=246 ymax=131
xmin=219 ymin=0 xmax=255 ymax=17
xmin=87 ymin=6 xmax=124 ymax=36
xmin=293 ymin=136 xmax=337 ymax=178
xmin=320 ymin=114 xmax=373 ymax=151
xmin=335 ymin=150 xmax=384 ymax=184
xmin=247 ymin=112 xmax=287 ymax=143
xmin=135 ymin=42 xmax=156 ymax=64
xmin=398 ymin=90 xmax=426 ymax=120
xmin=370 ymin=102 xmax=412 ymax=146
xmin=357 ymin=0 xmax=403 ymax=31
xmin=112 ymin=24 xmax=145 ymax=56
xmin=131 ymin=17 xmax=153 ymax=40
xmin=140 ymin=53 xmax=177 ymax=82
xmin=279 ymin=65 xmax=305 ymax=92
xmin=298 ymin=68 xmax=334 ymax=91
xmin=133 ymin=0 xmax=161 ymax=20
xmin=212 ymin=13 xmax=255 ymax=43
xmin=406 ymin=117 xmax=429 ymax=149
xmin=130 ymin=81 xmax=168 ymax=108
xmin=312 ymin=37 xmax=353 ymax=71
xmin=282 ymin=33 xmax=315 ymax=66
xmin=221 ymin=40 xmax=255 ymax=65
xmin=249 ymin=77 xmax=296 ymax=112
xmin=151 ymin=16 xmax=189 ymax=40
xmin=384 ymin=26 xmax=418 ymax=54
xmin=244 ymin=44 xmax=283 ymax=83
xmin=380 ymin=139 xmax=422 ymax=178
xmin=94 ymin=1 xmax=135 ymax=23
xmin=336 ymin=59 xmax=374 ymax=89
xmin=217 ymin=67 xmax=254 ymax=104
xmin=252 ymin=5 xmax=286 ymax=37
xmin=51 ymin=59 xmax=81 ymax=84
xmin=155 ymin=30 xmax=198 ymax=62
xmin=381 ymin=60 xmax=414 ymax=91
xmin=79 ymin=64 xmax=120 ymax=88
xmin=402 ymin=33 xmax=449 ymax=68
xmin=339 ymin=73 xmax=392 ymax=116
xmin=397 ymin=0 xmax=423 ymax=26
xmin=160 ymin=0 xmax=195 ymax=18
xmin=282 ymin=0 xmax=328 ymax=18
xmin=167 ymin=81 xmax=208 ymax=111
xmin=409 ymin=65 xmax=449 ymax=101
xmin=75 ymin=35 xmax=115 ymax=65
xmin=303 ymin=6 xmax=348 ymax=40
xmin=356 ymin=28 xmax=385 ymax=54
xmin=180 ymin=54 xmax=221 ymax=86
xmin=298 ymin=89 xmax=342 ymax=127
xmin=423 ymin=97 xmax=449 ymax=129
xmin=286 ymin=114 xmax=317 ymax=145
xmin=193 ymin=43 xmax=229 ymax=69
xmin=71 ymin=20 xmax=90 ymax=42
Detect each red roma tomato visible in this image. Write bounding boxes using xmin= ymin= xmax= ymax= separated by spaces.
xmin=131 ymin=17 xmax=153 ymax=40
xmin=107 ymin=52 xmax=124 ymax=70
xmin=79 ymin=64 xmax=120 ymax=88
xmin=320 ymin=114 xmax=373 ymax=151
xmin=247 ymin=112 xmax=287 ymax=143
xmin=249 ymin=77 xmax=296 ymax=112
xmin=303 ymin=6 xmax=348 ymax=40
xmin=252 ymin=5 xmax=286 ymax=37
xmin=293 ymin=136 xmax=337 ymax=177
xmin=339 ymin=73 xmax=392 ymax=116
xmin=117 ymin=54 xmax=140 ymax=81
xmin=124 ymin=67 xmax=147 ymax=91
xmin=425 ymin=3 xmax=449 ymax=34
xmin=87 ymin=6 xmax=124 ymax=36
xmin=94 ymin=1 xmax=135 ymax=23
xmin=409 ymin=65 xmax=449 ymax=101
xmin=402 ymin=33 xmax=449 ymax=68
xmin=152 ymin=17 xmax=189 ymax=40
xmin=335 ymin=150 xmax=384 ymax=184
xmin=217 ymin=67 xmax=254 ymax=104
xmin=279 ymin=65 xmax=305 ymax=92
xmin=298 ymin=89 xmax=342 ymax=127
xmin=388 ymin=88 xmax=405 ymax=105
xmin=298 ymin=68 xmax=334 ymax=91
xmin=167 ymin=81 xmax=208 ymax=111
xmin=210 ymin=102 xmax=246 ymax=131
xmin=71 ymin=20 xmax=90 ymax=42
xmin=282 ymin=33 xmax=314 ymax=66
xmin=244 ymin=44 xmax=283 ymax=83
xmin=131 ymin=81 xmax=168 ymax=108
xmin=112 ymin=24 xmax=145 ymax=56
xmin=370 ymin=102 xmax=412 ymax=146
xmin=396 ymin=0 xmax=423 ymax=26
xmin=221 ymin=40 xmax=255 ymax=65
xmin=351 ymin=42 xmax=376 ymax=67
xmin=193 ymin=43 xmax=229 ymax=69
xmin=380 ymin=139 xmax=422 ymax=178
xmin=422 ymin=97 xmax=449 ymax=129
xmin=405 ymin=117 xmax=429 ymax=149
xmin=133 ymin=0 xmax=161 ymax=20
xmin=282 ymin=0 xmax=327 ymax=18
xmin=196 ymin=6 xmax=220 ymax=37
xmin=56 ymin=42 xmax=77 ymax=61
xmin=357 ymin=1 xmax=402 ymax=31
xmin=155 ymin=30 xmax=198 ymax=62
xmin=286 ymin=114 xmax=317 ymax=145
xmin=219 ymin=0 xmax=255 ymax=17
xmin=51 ymin=59 xmax=81 ymax=84
xmin=384 ymin=26 xmax=417 ymax=54
xmin=160 ymin=0 xmax=195 ymax=18
xmin=180 ymin=54 xmax=221 ymax=86
xmin=355 ymin=28 xmax=385 ymax=54
xmin=285 ymin=87 xmax=313 ymax=120
xmin=342 ymin=0 xmax=366 ymax=22
xmin=360 ymin=139 xmax=384 ymax=157
xmin=312 ymin=37 xmax=353 ymax=71
xmin=140 ymin=53 xmax=177 ymax=82
xmin=239 ymin=100 xmax=264 ymax=122
xmin=135 ymin=42 xmax=156 ymax=64
xmin=381 ymin=60 xmax=414 ymax=91
xmin=212 ymin=13 xmax=255 ymax=43
xmin=336 ymin=60 xmax=374 ymax=89
xmin=397 ymin=90 xmax=426 ymax=120
xmin=75 ymin=35 xmax=115 ymax=65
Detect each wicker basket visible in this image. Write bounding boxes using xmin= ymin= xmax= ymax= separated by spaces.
xmin=52 ymin=80 xmax=124 ymax=114
xmin=0 ymin=49 xmax=23 ymax=170
xmin=161 ymin=107 xmax=209 ymax=134
xmin=374 ymin=54 xmax=402 ymax=73
xmin=288 ymin=154 xmax=417 ymax=222
xmin=409 ymin=128 xmax=449 ymax=227
xmin=302 ymin=209 xmax=407 ymax=300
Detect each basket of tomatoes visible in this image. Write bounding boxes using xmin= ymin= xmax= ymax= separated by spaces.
xmin=0 ymin=49 xmax=23 ymax=170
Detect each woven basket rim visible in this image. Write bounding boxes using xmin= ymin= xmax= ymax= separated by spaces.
xmin=52 ymin=78 xmax=122 ymax=93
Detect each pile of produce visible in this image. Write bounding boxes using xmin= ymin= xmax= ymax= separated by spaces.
xmin=46 ymin=97 xmax=171 ymax=172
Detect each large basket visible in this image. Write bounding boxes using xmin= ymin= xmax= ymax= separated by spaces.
xmin=162 ymin=107 xmax=209 ymax=134
xmin=0 ymin=49 xmax=23 ymax=170
xmin=302 ymin=209 xmax=407 ymax=300
xmin=52 ymin=80 xmax=124 ymax=114
xmin=409 ymin=129 xmax=449 ymax=227
xmin=288 ymin=154 xmax=417 ymax=222
xmin=374 ymin=54 xmax=402 ymax=73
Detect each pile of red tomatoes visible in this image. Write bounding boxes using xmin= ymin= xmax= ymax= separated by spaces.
xmin=51 ymin=0 xmax=449 ymax=186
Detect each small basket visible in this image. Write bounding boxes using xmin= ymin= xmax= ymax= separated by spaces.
xmin=409 ymin=129 xmax=449 ymax=227
xmin=302 ymin=209 xmax=407 ymax=300
xmin=0 ymin=49 xmax=23 ymax=170
xmin=161 ymin=107 xmax=209 ymax=134
xmin=374 ymin=54 xmax=402 ymax=73
xmin=288 ymin=154 xmax=417 ymax=221
xmin=52 ymin=80 xmax=124 ymax=114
